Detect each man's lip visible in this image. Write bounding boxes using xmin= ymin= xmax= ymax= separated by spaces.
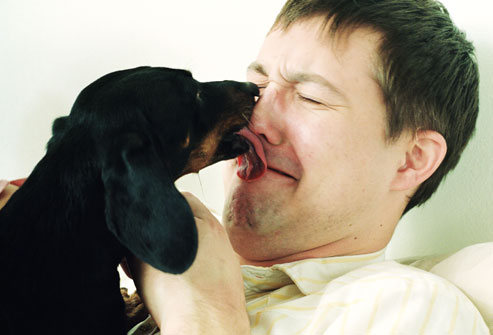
xmin=234 ymin=159 xmax=298 ymax=181
xmin=267 ymin=166 xmax=298 ymax=180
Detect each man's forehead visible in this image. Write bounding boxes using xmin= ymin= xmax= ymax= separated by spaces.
xmin=252 ymin=17 xmax=383 ymax=87
xmin=269 ymin=16 xmax=382 ymax=61
xmin=273 ymin=14 xmax=382 ymax=41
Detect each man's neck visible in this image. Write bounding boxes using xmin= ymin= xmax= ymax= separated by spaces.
xmin=238 ymin=236 xmax=386 ymax=267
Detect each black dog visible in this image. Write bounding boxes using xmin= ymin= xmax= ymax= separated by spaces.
xmin=0 ymin=66 xmax=258 ymax=334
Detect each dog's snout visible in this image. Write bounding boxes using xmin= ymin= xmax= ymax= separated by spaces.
xmin=202 ymin=80 xmax=258 ymax=98
xmin=222 ymin=80 xmax=259 ymax=97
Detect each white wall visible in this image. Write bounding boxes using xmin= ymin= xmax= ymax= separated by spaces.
xmin=1 ymin=0 xmax=491 ymax=259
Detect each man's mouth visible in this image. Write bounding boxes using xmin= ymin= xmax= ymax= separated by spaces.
xmin=235 ymin=127 xmax=299 ymax=182
xmin=267 ymin=166 xmax=297 ymax=180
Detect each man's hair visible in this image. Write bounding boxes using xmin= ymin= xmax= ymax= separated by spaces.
xmin=272 ymin=0 xmax=479 ymax=214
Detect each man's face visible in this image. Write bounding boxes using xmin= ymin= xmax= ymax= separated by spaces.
xmin=223 ymin=17 xmax=408 ymax=264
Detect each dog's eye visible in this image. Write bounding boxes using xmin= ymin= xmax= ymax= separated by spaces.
xmin=196 ymin=90 xmax=203 ymax=103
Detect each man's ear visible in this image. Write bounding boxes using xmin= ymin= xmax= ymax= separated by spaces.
xmin=390 ymin=130 xmax=447 ymax=191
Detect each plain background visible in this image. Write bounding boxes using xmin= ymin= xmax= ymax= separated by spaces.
xmin=1 ymin=0 xmax=491 ymax=259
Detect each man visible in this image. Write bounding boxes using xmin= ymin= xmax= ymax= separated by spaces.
xmin=126 ymin=0 xmax=488 ymax=334
xmin=1 ymin=0 xmax=487 ymax=333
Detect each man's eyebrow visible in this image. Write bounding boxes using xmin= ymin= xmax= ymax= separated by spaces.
xmin=247 ymin=62 xmax=268 ymax=77
xmin=247 ymin=61 xmax=347 ymax=101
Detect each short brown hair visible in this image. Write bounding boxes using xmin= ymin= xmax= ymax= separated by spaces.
xmin=272 ymin=0 xmax=479 ymax=213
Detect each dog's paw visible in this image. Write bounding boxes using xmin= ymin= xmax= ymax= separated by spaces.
xmin=121 ymin=288 xmax=149 ymax=332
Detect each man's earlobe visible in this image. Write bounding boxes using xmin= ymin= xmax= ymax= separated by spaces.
xmin=390 ymin=130 xmax=447 ymax=191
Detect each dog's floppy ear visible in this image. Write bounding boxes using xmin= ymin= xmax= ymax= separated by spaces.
xmin=102 ymin=132 xmax=198 ymax=274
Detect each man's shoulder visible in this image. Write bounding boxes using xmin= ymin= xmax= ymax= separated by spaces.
xmin=321 ymin=260 xmax=488 ymax=334
xmin=354 ymin=259 xmax=446 ymax=278
xmin=326 ymin=260 xmax=475 ymax=317
xmin=340 ymin=259 xmax=463 ymax=293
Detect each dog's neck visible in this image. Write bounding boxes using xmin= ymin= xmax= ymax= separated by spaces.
xmin=0 ymin=148 xmax=126 ymax=280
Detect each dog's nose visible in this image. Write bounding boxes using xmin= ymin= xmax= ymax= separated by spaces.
xmin=244 ymin=82 xmax=260 ymax=97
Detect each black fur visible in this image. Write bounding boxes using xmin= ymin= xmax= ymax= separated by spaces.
xmin=0 ymin=66 xmax=257 ymax=334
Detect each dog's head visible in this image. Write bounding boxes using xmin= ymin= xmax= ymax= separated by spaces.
xmin=52 ymin=67 xmax=257 ymax=273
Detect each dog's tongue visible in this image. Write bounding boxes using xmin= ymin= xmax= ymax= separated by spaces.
xmin=236 ymin=128 xmax=267 ymax=181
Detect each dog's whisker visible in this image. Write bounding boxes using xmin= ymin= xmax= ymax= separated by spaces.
xmin=241 ymin=112 xmax=252 ymax=127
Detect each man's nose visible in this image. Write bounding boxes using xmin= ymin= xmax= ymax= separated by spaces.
xmin=248 ymin=86 xmax=284 ymax=146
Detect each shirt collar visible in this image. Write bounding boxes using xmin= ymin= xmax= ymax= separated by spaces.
xmin=241 ymin=249 xmax=386 ymax=296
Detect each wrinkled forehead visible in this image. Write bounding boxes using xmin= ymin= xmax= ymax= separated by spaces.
xmin=269 ymin=15 xmax=384 ymax=76
xmin=259 ymin=16 xmax=384 ymax=88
